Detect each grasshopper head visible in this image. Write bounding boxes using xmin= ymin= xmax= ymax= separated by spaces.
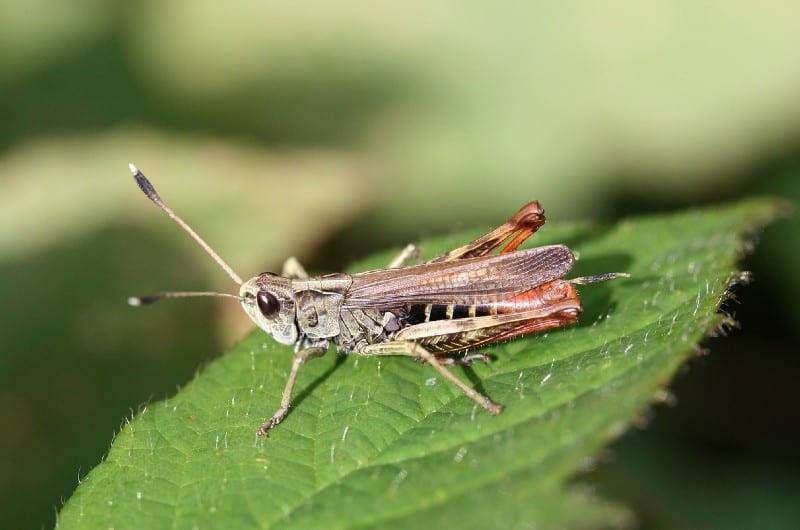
xmin=239 ymin=273 xmax=298 ymax=346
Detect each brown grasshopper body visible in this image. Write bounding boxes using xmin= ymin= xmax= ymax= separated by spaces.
xmin=128 ymin=164 xmax=626 ymax=436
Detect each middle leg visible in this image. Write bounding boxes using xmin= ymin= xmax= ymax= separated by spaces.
xmin=360 ymin=340 xmax=503 ymax=415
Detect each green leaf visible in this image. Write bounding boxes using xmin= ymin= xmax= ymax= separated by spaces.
xmin=57 ymin=198 xmax=783 ymax=530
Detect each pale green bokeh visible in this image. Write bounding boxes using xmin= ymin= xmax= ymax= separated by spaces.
xmin=1 ymin=3 xmax=798 ymax=529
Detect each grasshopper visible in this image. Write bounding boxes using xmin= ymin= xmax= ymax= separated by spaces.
xmin=128 ymin=164 xmax=627 ymax=435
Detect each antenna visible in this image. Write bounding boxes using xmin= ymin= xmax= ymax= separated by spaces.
xmin=128 ymin=291 xmax=240 ymax=306
xmin=129 ymin=163 xmax=244 ymax=286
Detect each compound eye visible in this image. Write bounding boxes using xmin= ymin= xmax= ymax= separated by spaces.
xmin=256 ymin=290 xmax=280 ymax=318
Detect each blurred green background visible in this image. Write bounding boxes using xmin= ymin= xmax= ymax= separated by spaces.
xmin=1 ymin=2 xmax=798 ymax=529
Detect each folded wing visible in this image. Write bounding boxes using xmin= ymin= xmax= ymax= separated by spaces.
xmin=343 ymin=244 xmax=575 ymax=309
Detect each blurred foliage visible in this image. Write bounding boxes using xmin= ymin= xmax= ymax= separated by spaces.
xmin=0 ymin=2 xmax=798 ymax=529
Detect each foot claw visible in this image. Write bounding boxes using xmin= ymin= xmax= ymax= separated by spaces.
xmin=256 ymin=415 xmax=283 ymax=436
xmin=485 ymin=402 xmax=504 ymax=415
xmin=438 ymin=354 xmax=492 ymax=366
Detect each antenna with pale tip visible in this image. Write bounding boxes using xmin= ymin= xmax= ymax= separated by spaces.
xmin=128 ymin=291 xmax=240 ymax=306
xmin=128 ymin=163 xmax=244 ymax=286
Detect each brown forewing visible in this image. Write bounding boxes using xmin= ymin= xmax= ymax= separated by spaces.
xmin=343 ymin=244 xmax=575 ymax=309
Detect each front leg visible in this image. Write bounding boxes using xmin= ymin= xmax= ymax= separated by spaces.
xmin=281 ymin=256 xmax=309 ymax=279
xmin=256 ymin=345 xmax=327 ymax=436
xmin=360 ymin=341 xmax=503 ymax=415
xmin=386 ymin=243 xmax=420 ymax=269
